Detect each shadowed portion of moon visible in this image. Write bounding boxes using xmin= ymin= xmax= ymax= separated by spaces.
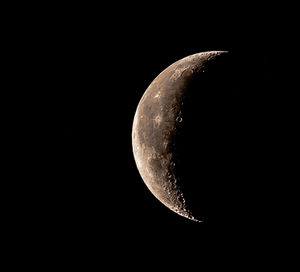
xmin=132 ymin=51 xmax=264 ymax=223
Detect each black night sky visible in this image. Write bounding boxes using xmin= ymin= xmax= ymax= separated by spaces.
xmin=39 ymin=3 xmax=295 ymax=267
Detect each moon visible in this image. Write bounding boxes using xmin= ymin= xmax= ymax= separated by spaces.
xmin=132 ymin=51 xmax=243 ymax=222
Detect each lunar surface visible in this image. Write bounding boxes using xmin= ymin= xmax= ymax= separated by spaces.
xmin=132 ymin=51 xmax=250 ymax=222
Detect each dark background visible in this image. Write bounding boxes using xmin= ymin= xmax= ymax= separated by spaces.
xmin=30 ymin=3 xmax=296 ymax=268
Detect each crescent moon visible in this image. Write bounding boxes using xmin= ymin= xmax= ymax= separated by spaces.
xmin=132 ymin=51 xmax=229 ymax=222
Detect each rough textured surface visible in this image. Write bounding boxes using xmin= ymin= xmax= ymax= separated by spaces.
xmin=132 ymin=51 xmax=228 ymax=222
